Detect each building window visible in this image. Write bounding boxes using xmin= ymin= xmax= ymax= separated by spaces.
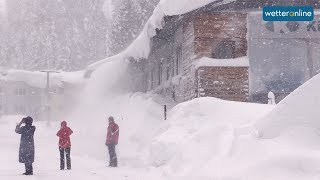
xmin=212 ymin=40 xmax=235 ymax=59
xmin=166 ymin=67 xmax=170 ymax=80
xmin=158 ymin=63 xmax=163 ymax=85
xmin=15 ymin=88 xmax=27 ymax=96
xmin=147 ymin=72 xmax=151 ymax=90
xmin=171 ymin=57 xmax=175 ymax=77
xmin=151 ymin=69 xmax=154 ymax=89
xmin=172 ymin=85 xmax=176 ymax=102
xmin=166 ymin=57 xmax=171 ymax=80
xmin=143 ymin=73 xmax=148 ymax=91
xmin=175 ymin=45 xmax=182 ymax=75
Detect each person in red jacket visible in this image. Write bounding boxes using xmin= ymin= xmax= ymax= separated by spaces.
xmin=105 ymin=116 xmax=119 ymax=167
xmin=56 ymin=121 xmax=73 ymax=170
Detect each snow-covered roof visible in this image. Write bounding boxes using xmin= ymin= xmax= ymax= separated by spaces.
xmin=60 ymin=71 xmax=86 ymax=85
xmin=0 ymin=69 xmax=62 ymax=88
xmin=193 ymin=56 xmax=249 ymax=69
xmin=87 ymin=0 xmax=237 ymax=71
xmin=0 ymin=69 xmax=85 ymax=89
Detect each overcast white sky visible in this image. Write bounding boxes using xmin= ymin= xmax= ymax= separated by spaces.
xmin=0 ymin=0 xmax=6 ymax=16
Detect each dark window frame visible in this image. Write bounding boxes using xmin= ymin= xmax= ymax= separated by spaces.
xmin=158 ymin=63 xmax=163 ymax=86
xmin=175 ymin=45 xmax=183 ymax=75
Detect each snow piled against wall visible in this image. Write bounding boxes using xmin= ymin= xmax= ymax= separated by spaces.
xmin=255 ymin=73 xmax=320 ymax=139
xmin=87 ymin=0 xmax=237 ymax=71
xmin=149 ymin=98 xmax=274 ymax=176
xmin=193 ymin=56 xmax=250 ymax=68
xmin=146 ymin=74 xmax=320 ymax=179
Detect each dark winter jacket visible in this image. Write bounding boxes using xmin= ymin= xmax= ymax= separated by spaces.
xmin=106 ymin=122 xmax=119 ymax=145
xmin=15 ymin=123 xmax=36 ymax=164
xmin=57 ymin=121 xmax=73 ymax=148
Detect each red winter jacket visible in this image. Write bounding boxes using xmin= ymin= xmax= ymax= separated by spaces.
xmin=106 ymin=122 xmax=119 ymax=145
xmin=57 ymin=121 xmax=73 ymax=148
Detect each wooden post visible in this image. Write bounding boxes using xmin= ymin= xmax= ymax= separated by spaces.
xmin=164 ymin=105 xmax=167 ymax=120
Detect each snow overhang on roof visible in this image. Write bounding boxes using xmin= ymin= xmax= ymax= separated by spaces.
xmin=85 ymin=0 xmax=237 ymax=74
xmin=0 ymin=69 xmax=63 ymax=89
xmin=0 ymin=69 xmax=86 ymax=88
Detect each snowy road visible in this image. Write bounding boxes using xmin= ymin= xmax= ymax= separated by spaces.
xmin=0 ymin=116 xmax=165 ymax=180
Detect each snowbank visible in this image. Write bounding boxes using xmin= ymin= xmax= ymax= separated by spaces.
xmin=255 ymin=73 xmax=320 ymax=139
xmin=147 ymin=94 xmax=320 ymax=180
xmin=149 ymin=98 xmax=273 ymax=171
xmin=193 ymin=56 xmax=249 ymax=69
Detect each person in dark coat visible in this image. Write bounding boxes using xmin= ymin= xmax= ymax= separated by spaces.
xmin=56 ymin=121 xmax=73 ymax=170
xmin=15 ymin=116 xmax=36 ymax=175
xmin=105 ymin=116 xmax=119 ymax=167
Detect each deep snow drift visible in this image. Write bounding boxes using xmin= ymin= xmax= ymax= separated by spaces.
xmin=140 ymin=74 xmax=320 ymax=180
xmin=255 ymin=73 xmax=320 ymax=139
xmin=2 ymin=73 xmax=320 ymax=180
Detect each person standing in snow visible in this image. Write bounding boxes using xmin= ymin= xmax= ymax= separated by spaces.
xmin=15 ymin=116 xmax=36 ymax=175
xmin=105 ymin=116 xmax=119 ymax=167
xmin=56 ymin=121 xmax=73 ymax=170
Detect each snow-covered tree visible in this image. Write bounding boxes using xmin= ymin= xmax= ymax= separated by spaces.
xmin=0 ymin=0 xmax=159 ymax=70
xmin=110 ymin=0 xmax=159 ymax=54
xmin=0 ymin=0 xmax=110 ymax=71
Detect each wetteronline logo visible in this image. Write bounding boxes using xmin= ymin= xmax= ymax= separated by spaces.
xmin=263 ymin=6 xmax=314 ymax=21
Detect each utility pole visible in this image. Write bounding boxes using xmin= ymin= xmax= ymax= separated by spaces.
xmin=41 ymin=70 xmax=60 ymax=126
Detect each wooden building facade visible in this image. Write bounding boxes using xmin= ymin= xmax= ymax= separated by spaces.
xmin=128 ymin=0 xmax=320 ymax=103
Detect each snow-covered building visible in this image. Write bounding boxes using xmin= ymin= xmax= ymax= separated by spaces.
xmin=0 ymin=69 xmax=84 ymax=119
xmin=248 ymin=12 xmax=320 ymax=103
xmin=0 ymin=80 xmax=42 ymax=117
xmin=0 ymin=69 xmax=63 ymax=118
xmin=130 ymin=3 xmax=250 ymax=102
xmin=128 ymin=0 xmax=320 ymax=103
xmin=86 ymin=0 xmax=320 ymax=104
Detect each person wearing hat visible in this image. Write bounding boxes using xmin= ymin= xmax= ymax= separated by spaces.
xmin=56 ymin=121 xmax=73 ymax=170
xmin=15 ymin=116 xmax=36 ymax=175
xmin=105 ymin=116 xmax=119 ymax=167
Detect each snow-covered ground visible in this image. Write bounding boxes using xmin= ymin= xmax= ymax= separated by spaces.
xmin=2 ymin=67 xmax=320 ymax=180
xmin=0 ymin=94 xmax=271 ymax=180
